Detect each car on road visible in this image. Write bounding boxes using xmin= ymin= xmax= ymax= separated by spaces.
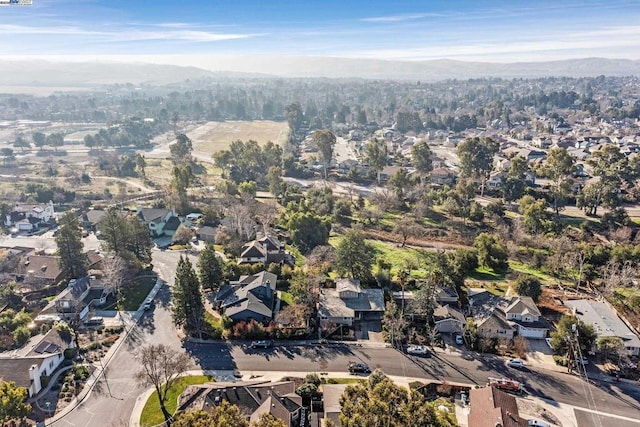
xmin=85 ymin=317 xmax=104 ymax=327
xmin=506 ymin=358 xmax=525 ymax=369
xmin=348 ymin=361 xmax=371 ymax=374
xmin=406 ymin=345 xmax=429 ymax=356
xmin=143 ymin=300 xmax=153 ymax=311
xmin=455 ymin=334 xmax=464 ymax=345
xmin=250 ymin=340 xmax=273 ymax=349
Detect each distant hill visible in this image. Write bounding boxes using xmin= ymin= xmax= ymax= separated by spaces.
xmin=0 ymin=57 xmax=639 ymax=89
xmin=198 ymin=56 xmax=640 ymax=80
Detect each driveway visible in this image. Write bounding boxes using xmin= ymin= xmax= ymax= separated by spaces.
xmin=526 ymin=338 xmax=557 ymax=370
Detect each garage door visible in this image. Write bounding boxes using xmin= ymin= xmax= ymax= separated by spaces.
xmin=518 ymin=327 xmax=546 ymax=338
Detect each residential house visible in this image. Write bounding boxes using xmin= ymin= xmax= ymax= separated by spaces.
xmin=487 ymin=170 xmax=506 ymax=190
xmin=430 ymin=167 xmax=458 ymax=186
xmin=214 ymin=271 xmax=278 ymax=325
xmin=15 ymin=253 xmax=63 ymax=291
xmin=533 ymin=137 xmax=552 ymax=149
xmin=566 ymin=299 xmax=640 ymax=356
xmin=321 ymin=384 xmax=349 ymax=426
xmin=318 ymin=279 xmax=385 ymax=336
xmin=0 ymin=328 xmax=73 ymax=397
xmin=435 ymin=287 xmax=459 ymax=305
xmin=472 ymin=295 xmax=549 ymax=340
xmin=195 ymin=225 xmax=217 ymax=242
xmin=378 ymin=165 xmax=403 ymax=184
xmin=468 ymin=386 xmax=528 ymax=427
xmin=37 ymin=277 xmax=111 ymax=322
xmin=434 ymin=305 xmax=466 ymax=334
xmin=177 ymin=380 xmax=303 ymax=427
xmin=5 ymin=201 xmax=55 ymax=231
xmin=503 ymin=296 xmax=549 ymax=339
xmin=81 ymin=209 xmax=106 ymax=231
xmin=136 ymin=207 xmax=182 ymax=237
xmin=238 ymin=235 xmax=294 ymax=266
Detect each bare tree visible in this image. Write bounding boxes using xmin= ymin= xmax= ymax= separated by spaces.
xmin=101 ymin=254 xmax=127 ymax=298
xmin=134 ymin=344 xmax=192 ymax=425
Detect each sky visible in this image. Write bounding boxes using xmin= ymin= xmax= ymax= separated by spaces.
xmin=1 ymin=0 xmax=640 ymax=64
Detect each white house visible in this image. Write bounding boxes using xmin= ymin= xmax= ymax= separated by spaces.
xmin=5 ymin=201 xmax=55 ymax=230
xmin=0 ymin=328 xmax=73 ymax=397
xmin=503 ymin=296 xmax=549 ymax=339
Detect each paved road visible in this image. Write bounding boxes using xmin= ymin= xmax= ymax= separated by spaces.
xmin=48 ymin=249 xmax=640 ymax=426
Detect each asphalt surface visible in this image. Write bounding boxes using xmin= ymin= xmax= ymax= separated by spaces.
xmin=46 ymin=249 xmax=640 ymax=426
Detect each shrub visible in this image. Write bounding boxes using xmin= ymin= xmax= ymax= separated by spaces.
xmin=64 ymin=348 xmax=77 ymax=359
xmin=553 ymin=355 xmax=568 ymax=366
xmin=40 ymin=375 xmax=51 ymax=388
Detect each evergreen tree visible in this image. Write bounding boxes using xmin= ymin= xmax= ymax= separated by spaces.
xmin=0 ymin=380 xmax=31 ymax=424
xmin=198 ymin=243 xmax=224 ymax=292
xmin=55 ymin=211 xmax=86 ymax=280
xmin=172 ymin=256 xmax=205 ymax=337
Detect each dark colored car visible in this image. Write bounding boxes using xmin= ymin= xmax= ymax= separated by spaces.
xmin=250 ymin=340 xmax=273 ymax=349
xmin=348 ymin=361 xmax=371 ymax=374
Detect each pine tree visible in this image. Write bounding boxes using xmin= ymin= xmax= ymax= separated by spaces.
xmin=197 ymin=243 xmax=224 ymax=292
xmin=172 ymin=256 xmax=204 ymax=337
xmin=55 ymin=211 xmax=86 ymax=280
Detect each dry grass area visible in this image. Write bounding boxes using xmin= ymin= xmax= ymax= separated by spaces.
xmin=187 ymin=120 xmax=289 ymax=154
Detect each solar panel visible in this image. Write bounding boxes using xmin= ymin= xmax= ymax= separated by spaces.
xmin=33 ymin=341 xmax=49 ymax=354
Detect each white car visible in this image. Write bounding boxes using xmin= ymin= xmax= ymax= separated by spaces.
xmin=506 ymin=358 xmax=525 ymax=369
xmin=455 ymin=334 xmax=464 ymax=345
xmin=406 ymin=345 xmax=428 ymax=355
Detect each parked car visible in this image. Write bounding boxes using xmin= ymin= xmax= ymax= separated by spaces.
xmin=250 ymin=340 xmax=273 ymax=349
xmin=85 ymin=317 xmax=104 ymax=327
xmin=348 ymin=361 xmax=371 ymax=374
xmin=455 ymin=334 xmax=464 ymax=345
xmin=506 ymin=358 xmax=525 ymax=369
xmin=143 ymin=300 xmax=153 ymax=311
xmin=406 ymin=345 xmax=429 ymax=356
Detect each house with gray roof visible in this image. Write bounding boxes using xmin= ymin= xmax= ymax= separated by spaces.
xmin=177 ymin=379 xmax=303 ymax=427
xmin=566 ymin=299 xmax=640 ymax=356
xmin=214 ymin=271 xmax=278 ymax=325
xmin=472 ymin=295 xmax=549 ymax=340
xmin=136 ymin=207 xmax=182 ymax=237
xmin=434 ymin=305 xmax=466 ymax=334
xmin=318 ymin=278 xmax=385 ymax=333
xmin=0 ymin=328 xmax=73 ymax=397
xmin=238 ymin=235 xmax=294 ymax=266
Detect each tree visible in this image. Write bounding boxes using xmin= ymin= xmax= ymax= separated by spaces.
xmin=172 ymin=256 xmax=205 ymax=337
xmin=197 ymin=243 xmax=224 ymax=292
xmin=46 ymin=132 xmax=65 ymax=151
xmin=550 ymin=315 xmax=597 ymax=356
xmin=365 ymin=139 xmax=387 ymax=184
xmin=388 ymin=168 xmax=413 ymax=200
xmin=473 ymin=233 xmax=508 ymax=271
xmin=251 ymin=413 xmax=286 ymax=427
xmin=135 ymin=153 xmax=147 ymax=179
xmin=267 ymin=166 xmax=284 ymax=197
xmin=335 ymin=227 xmax=376 ymax=282
xmin=172 ymin=225 xmax=194 ymax=245
xmin=579 ymin=145 xmax=628 ymax=216
xmin=393 ymin=217 xmax=420 ymax=248
xmin=411 ymin=141 xmax=433 ymax=178
xmin=98 ymin=209 xmax=152 ymax=266
xmin=0 ymin=380 xmax=31 ymax=424
xmin=285 ymin=211 xmax=330 ymax=253
xmin=134 ymin=344 xmax=192 ymax=425
xmin=313 ymin=129 xmax=336 ymax=179
xmin=32 ymin=131 xmax=46 ymax=150
xmin=173 ymin=403 xmax=249 ymax=427
xmin=518 ymin=195 xmax=550 ymax=234
xmin=596 ymin=336 xmax=624 ymax=361
xmin=339 ymin=370 xmax=452 ymax=427
xmin=538 ymin=147 xmax=575 ymax=219
xmin=456 ymin=137 xmax=499 ymax=196
xmin=170 ymin=133 xmax=193 ymax=164
xmin=55 ymin=211 xmax=86 ymax=280
xmin=513 ymin=275 xmax=542 ymax=302
xmin=101 ymin=254 xmax=126 ymax=299
xmin=12 ymin=135 xmax=30 ymax=151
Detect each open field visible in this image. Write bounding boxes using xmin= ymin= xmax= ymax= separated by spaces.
xmin=187 ymin=120 xmax=289 ymax=155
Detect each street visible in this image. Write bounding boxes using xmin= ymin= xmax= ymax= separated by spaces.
xmin=46 ymin=249 xmax=640 ymax=426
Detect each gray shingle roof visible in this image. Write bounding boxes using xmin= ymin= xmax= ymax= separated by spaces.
xmin=566 ymin=299 xmax=640 ymax=347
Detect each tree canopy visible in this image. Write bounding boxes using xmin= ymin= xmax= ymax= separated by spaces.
xmin=456 ymin=137 xmax=498 ymax=195
xmin=0 ymin=381 xmax=31 ymax=424
xmin=55 ymin=211 xmax=86 ymax=280
xmin=213 ymin=140 xmax=282 ymax=184
xmin=335 ymin=227 xmax=376 ymax=283
xmin=172 ymin=256 xmax=205 ymax=337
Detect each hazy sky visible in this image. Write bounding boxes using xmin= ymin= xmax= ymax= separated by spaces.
xmin=1 ymin=0 xmax=639 ymax=63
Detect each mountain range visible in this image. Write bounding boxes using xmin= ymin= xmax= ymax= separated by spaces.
xmin=1 ymin=57 xmax=639 ymax=88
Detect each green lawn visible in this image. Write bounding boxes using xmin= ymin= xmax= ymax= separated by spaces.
xmin=140 ymin=375 xmax=213 ymax=426
xmin=204 ymin=311 xmax=227 ymax=337
xmin=508 ymin=260 xmax=555 ymax=284
xmin=117 ymin=276 xmax=156 ymax=311
xmin=322 ymin=377 xmax=366 ymax=385
xmin=468 ymin=266 xmax=505 ymax=281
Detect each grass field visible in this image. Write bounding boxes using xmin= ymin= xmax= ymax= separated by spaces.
xmin=140 ymin=375 xmax=213 ymax=426
xmin=117 ymin=276 xmax=156 ymax=311
xmin=187 ymin=120 xmax=289 ymax=155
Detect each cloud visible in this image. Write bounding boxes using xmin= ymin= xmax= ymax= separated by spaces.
xmin=361 ymin=13 xmax=442 ymax=23
xmin=0 ymin=24 xmax=259 ymax=43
